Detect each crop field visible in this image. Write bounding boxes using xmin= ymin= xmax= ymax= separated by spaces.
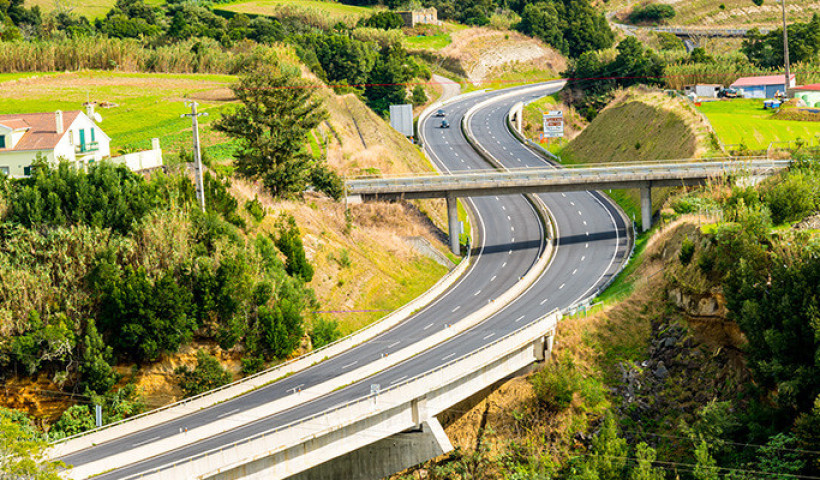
xmin=633 ymin=0 xmax=820 ymax=28
xmin=219 ymin=0 xmax=372 ymax=23
xmin=697 ymin=99 xmax=820 ymax=150
xmin=24 ymin=0 xmax=163 ymax=19
xmin=0 ymin=71 xmax=239 ymax=159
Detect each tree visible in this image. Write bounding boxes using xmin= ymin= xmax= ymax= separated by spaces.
xmin=79 ymin=319 xmax=119 ymax=395
xmin=214 ymin=61 xmax=328 ymax=198
xmin=742 ymin=14 xmax=820 ymax=67
xmin=516 ymin=0 xmax=614 ymax=58
xmin=274 ymin=214 xmax=314 ymax=283
xmin=692 ymin=441 xmax=719 ymax=480
xmin=0 ymin=411 xmax=64 ymax=479
xmin=630 ymin=443 xmax=665 ymax=480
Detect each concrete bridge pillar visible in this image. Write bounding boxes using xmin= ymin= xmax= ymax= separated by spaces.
xmin=446 ymin=194 xmax=460 ymax=255
xmin=640 ymin=185 xmax=652 ymax=232
xmin=534 ymin=332 xmax=555 ymax=362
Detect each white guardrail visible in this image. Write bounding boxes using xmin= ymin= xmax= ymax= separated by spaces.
xmin=58 ymin=83 xmax=561 ymax=477
xmin=108 ymin=309 xmax=562 ymax=480
xmin=52 ymin=91 xmax=500 ymax=458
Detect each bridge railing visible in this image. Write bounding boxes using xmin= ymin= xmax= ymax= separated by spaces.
xmin=346 ymin=156 xmax=775 ymax=180
xmin=113 ymin=309 xmax=561 ymax=480
xmin=346 ymin=158 xmax=790 ymax=193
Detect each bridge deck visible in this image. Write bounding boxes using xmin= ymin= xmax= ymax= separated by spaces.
xmin=346 ymin=159 xmax=789 ymax=200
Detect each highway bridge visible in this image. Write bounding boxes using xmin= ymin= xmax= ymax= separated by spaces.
xmin=347 ymin=157 xmax=788 ymax=249
xmin=49 ymin=80 xmax=684 ymax=479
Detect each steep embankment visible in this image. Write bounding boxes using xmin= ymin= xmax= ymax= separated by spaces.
xmin=617 ymin=0 xmax=820 ymax=29
xmin=414 ymin=27 xmax=567 ymax=86
xmin=395 ymin=214 xmax=752 ymax=478
xmin=0 ymin=64 xmax=453 ymax=415
xmin=556 ymin=87 xmax=716 ymax=223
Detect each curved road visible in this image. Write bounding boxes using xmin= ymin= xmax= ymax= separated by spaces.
xmin=62 ymin=81 xmax=630 ymax=479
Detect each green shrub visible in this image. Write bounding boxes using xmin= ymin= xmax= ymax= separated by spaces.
xmin=244 ymin=196 xmax=265 ymax=222
xmin=241 ymin=355 xmax=266 ymax=375
xmin=310 ymin=318 xmax=342 ymax=349
xmin=175 ymin=349 xmax=232 ymax=398
xmin=275 ymin=214 xmax=314 ymax=283
xmin=679 ymin=237 xmax=695 ymax=265
xmin=530 ymin=358 xmax=579 ymax=411
xmin=310 ymin=164 xmax=344 ymax=201
xmin=761 ymin=171 xmax=818 ymax=225
xmin=628 ymin=4 xmax=676 ymax=23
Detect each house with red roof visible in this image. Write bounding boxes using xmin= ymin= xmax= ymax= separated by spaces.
xmin=0 ymin=104 xmax=111 ymax=177
xmin=793 ymin=84 xmax=820 ymax=107
xmin=730 ymin=74 xmax=796 ymax=99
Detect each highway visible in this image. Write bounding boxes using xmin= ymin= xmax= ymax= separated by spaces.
xmin=60 ymin=81 xmax=630 ymax=479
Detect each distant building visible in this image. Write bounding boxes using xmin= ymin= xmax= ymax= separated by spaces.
xmin=397 ymin=7 xmax=438 ymax=27
xmin=0 ymin=108 xmax=111 ymax=177
xmin=793 ymin=84 xmax=820 ymax=108
xmin=684 ymin=84 xmax=722 ymax=98
xmin=0 ymin=104 xmax=162 ymax=178
xmin=730 ymin=74 xmax=796 ymax=99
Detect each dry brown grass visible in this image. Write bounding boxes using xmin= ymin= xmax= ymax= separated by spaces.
xmin=439 ymin=28 xmax=567 ymax=84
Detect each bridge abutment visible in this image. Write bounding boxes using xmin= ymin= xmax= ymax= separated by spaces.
xmin=284 ymin=419 xmax=453 ymax=480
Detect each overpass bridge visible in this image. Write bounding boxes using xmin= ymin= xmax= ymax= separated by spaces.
xmin=346 ymin=158 xmax=789 ymax=252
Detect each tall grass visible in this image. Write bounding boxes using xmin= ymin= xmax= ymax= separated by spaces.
xmin=664 ymin=55 xmax=820 ymax=90
xmin=0 ymin=37 xmax=297 ymax=74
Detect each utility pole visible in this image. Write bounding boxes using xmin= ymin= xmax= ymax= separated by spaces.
xmin=181 ymin=101 xmax=208 ymax=211
xmin=781 ymin=0 xmax=791 ymax=97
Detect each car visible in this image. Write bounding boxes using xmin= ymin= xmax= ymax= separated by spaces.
xmin=434 ymin=109 xmax=446 ymax=117
xmin=440 ymin=119 xmax=450 ymax=128
xmin=718 ymin=87 xmax=741 ymax=99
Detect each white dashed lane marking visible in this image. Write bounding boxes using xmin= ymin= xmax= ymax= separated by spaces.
xmin=423 ymin=323 xmax=434 ymax=330
xmin=452 ymin=306 xmax=461 ymax=313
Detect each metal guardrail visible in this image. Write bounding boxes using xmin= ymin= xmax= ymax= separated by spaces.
xmin=346 ymin=159 xmax=789 ymax=194
xmin=615 ymin=23 xmax=771 ymax=37
xmin=116 ymin=309 xmax=561 ymax=480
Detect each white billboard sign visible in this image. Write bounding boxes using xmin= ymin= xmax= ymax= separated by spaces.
xmin=389 ymin=104 xmax=414 ymax=137
xmin=542 ymin=110 xmax=564 ymax=138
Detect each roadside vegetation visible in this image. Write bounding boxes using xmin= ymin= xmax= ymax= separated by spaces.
xmin=400 ymin=153 xmax=820 ymax=480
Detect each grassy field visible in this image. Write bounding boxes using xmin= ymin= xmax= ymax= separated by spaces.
xmin=697 ymin=99 xmax=820 ymax=150
xmin=621 ymin=0 xmax=820 ymax=28
xmin=24 ymin=0 xmax=163 ymax=19
xmin=220 ymin=0 xmax=372 ymax=23
xmin=556 ymin=90 xmax=710 ymax=228
xmin=0 ymin=70 xmax=238 ymax=159
xmin=405 ymin=33 xmax=452 ymax=51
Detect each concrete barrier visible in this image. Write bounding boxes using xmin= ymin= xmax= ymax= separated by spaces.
xmin=103 ymin=311 xmax=560 ymax=480
xmin=61 ymin=84 xmax=560 ymax=479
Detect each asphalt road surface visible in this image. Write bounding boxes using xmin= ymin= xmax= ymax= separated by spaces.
xmin=62 ymin=81 xmax=630 ymax=479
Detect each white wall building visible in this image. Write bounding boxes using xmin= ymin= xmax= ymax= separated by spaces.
xmin=0 ymin=106 xmax=111 ymax=177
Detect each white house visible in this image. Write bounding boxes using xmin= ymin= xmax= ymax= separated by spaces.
xmin=0 ymin=105 xmax=111 ymax=177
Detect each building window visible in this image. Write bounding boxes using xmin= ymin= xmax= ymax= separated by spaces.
xmin=0 ymin=166 xmax=8 ymax=176
xmin=67 ymin=130 xmax=73 ymax=145
xmin=91 ymin=127 xmax=96 ymax=142
xmin=23 ymin=166 xmax=31 ymax=176
xmin=0 ymin=135 xmax=5 ymax=149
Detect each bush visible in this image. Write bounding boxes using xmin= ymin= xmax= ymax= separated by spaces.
xmin=679 ymin=237 xmax=695 ymax=265
xmin=530 ymin=357 xmax=579 ymax=411
xmin=244 ymin=196 xmax=265 ymax=222
xmin=310 ymin=318 xmax=342 ymax=349
xmin=761 ymin=171 xmax=818 ymax=225
xmin=628 ymin=4 xmax=676 ymax=24
xmin=310 ymin=164 xmax=344 ymax=201
xmin=175 ymin=350 xmax=232 ymax=398
xmin=274 ymin=214 xmax=314 ymax=283
xmin=241 ymin=355 xmax=265 ymax=375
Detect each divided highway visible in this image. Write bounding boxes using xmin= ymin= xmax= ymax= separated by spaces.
xmin=60 ymin=81 xmax=630 ymax=479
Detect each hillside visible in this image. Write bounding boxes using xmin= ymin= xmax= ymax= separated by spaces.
xmin=555 ymin=87 xmax=716 ymax=224
xmin=616 ymin=0 xmax=820 ymax=28
xmin=416 ymin=27 xmax=567 ymax=87
xmin=0 ymin=65 xmax=453 ymax=416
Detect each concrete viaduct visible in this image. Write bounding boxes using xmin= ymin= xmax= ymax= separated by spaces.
xmin=346 ymin=158 xmax=789 ymax=254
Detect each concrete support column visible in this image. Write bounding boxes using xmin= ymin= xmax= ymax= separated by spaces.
xmin=446 ymin=194 xmax=460 ymax=255
xmin=640 ymin=185 xmax=652 ymax=232
xmin=515 ymin=105 xmax=522 ymax=133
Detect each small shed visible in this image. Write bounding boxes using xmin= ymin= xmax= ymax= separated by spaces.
xmin=730 ymin=74 xmax=796 ymax=99
xmin=793 ymin=84 xmax=820 ymax=108
xmin=397 ymin=8 xmax=438 ymax=27
xmin=684 ymin=84 xmax=722 ymax=98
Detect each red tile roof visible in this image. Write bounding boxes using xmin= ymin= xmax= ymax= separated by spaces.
xmin=795 ymin=83 xmax=820 ymax=91
xmin=0 ymin=111 xmax=80 ymax=151
xmin=0 ymin=119 xmax=31 ymax=130
xmin=731 ymin=74 xmax=795 ymax=87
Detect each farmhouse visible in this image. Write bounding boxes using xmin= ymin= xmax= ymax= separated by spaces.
xmin=684 ymin=84 xmax=722 ymax=98
xmin=793 ymin=84 xmax=820 ymax=107
xmin=730 ymin=74 xmax=796 ymax=99
xmin=397 ymin=7 xmax=438 ymax=27
xmin=0 ymin=107 xmax=110 ymax=177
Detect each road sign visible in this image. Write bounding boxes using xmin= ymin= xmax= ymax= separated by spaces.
xmin=542 ymin=110 xmax=564 ymax=138
xmin=389 ymin=104 xmax=414 ymax=137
